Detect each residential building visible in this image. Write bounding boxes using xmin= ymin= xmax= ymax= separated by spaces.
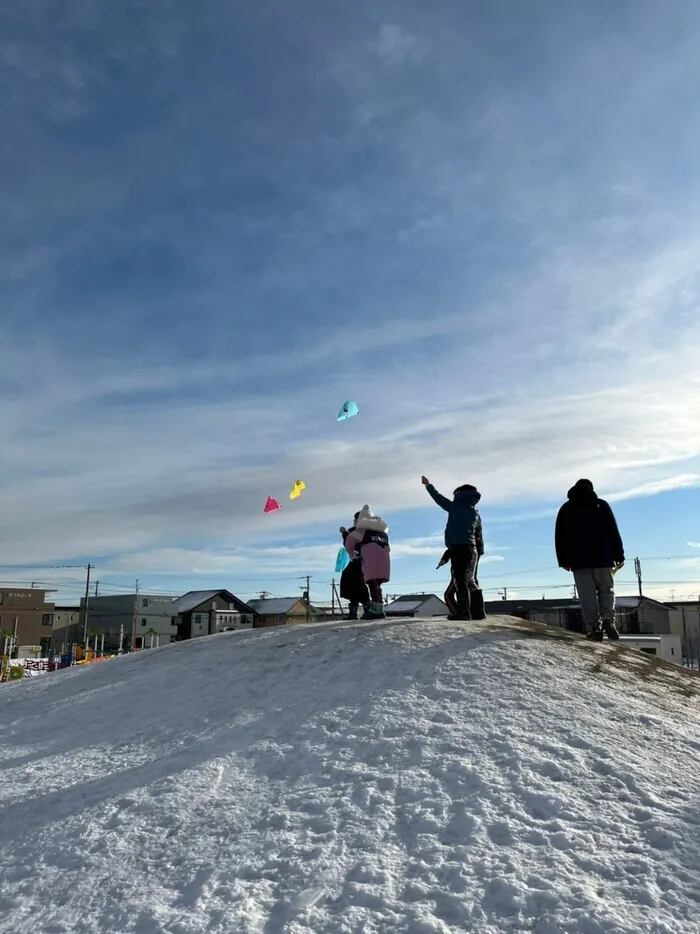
xmin=246 ymin=597 xmax=315 ymax=627
xmin=0 ymin=587 xmax=57 ymax=656
xmin=172 ymin=590 xmax=256 ymax=640
xmin=488 ymin=595 xmax=673 ymax=636
xmin=665 ymin=601 xmax=700 ymax=668
xmin=486 ymin=598 xmax=586 ymax=632
xmin=613 ymin=596 xmax=672 ymax=634
xmin=51 ymin=606 xmax=82 ymax=650
xmin=80 ymin=594 xmax=177 ymax=652
xmin=385 ymin=594 xmax=449 ymax=617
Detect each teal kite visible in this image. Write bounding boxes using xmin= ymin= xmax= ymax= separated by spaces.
xmin=337 ymin=401 xmax=359 ymax=421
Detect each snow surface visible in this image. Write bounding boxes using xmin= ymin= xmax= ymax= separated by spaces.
xmin=1 ymin=616 xmax=700 ymax=934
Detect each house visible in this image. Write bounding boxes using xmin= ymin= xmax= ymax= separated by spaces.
xmin=485 ymin=597 xmax=586 ymax=631
xmin=246 ymin=597 xmax=315 ymax=627
xmin=613 ymin=596 xmax=672 ymax=635
xmin=665 ymin=601 xmax=700 ymax=668
xmin=51 ymin=606 xmax=82 ymax=650
xmin=307 ymin=603 xmax=343 ymax=622
xmin=0 ymin=587 xmax=57 ymax=657
xmin=79 ymin=593 xmax=178 ymax=652
xmin=385 ymin=594 xmax=449 ymax=618
xmin=487 ymin=595 xmax=673 ymax=637
xmin=172 ymin=590 xmax=256 ymax=640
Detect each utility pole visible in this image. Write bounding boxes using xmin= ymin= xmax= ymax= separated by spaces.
xmin=131 ymin=579 xmax=139 ymax=651
xmin=332 ymin=579 xmax=342 ymax=618
xmin=82 ymin=564 xmax=93 ymax=643
xmin=304 ymin=576 xmax=311 ymax=623
xmin=94 ymin=580 xmax=99 ymax=598
xmin=499 ymin=587 xmax=508 ymax=601
xmin=331 ymin=578 xmax=335 ymax=619
xmin=634 ymin=557 xmax=643 ymax=597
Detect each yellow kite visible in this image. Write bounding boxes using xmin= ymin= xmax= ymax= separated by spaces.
xmin=289 ymin=480 xmax=306 ymax=500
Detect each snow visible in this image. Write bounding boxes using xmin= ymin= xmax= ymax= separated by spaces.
xmin=1 ymin=616 xmax=700 ymax=934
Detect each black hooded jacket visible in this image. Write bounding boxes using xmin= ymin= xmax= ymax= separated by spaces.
xmin=555 ymin=479 xmax=624 ymax=570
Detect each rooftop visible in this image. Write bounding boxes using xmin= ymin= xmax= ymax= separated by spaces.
xmin=246 ymin=597 xmax=306 ymax=615
xmin=172 ymin=590 xmax=253 ymax=614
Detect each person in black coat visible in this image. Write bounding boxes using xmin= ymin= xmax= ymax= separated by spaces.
xmin=339 ymin=513 xmax=370 ymax=619
xmin=555 ymin=479 xmax=624 ymax=640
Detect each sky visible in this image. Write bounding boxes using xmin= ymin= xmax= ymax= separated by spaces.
xmin=1 ymin=0 xmax=699 ymax=607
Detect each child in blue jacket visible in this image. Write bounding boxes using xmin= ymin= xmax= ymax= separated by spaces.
xmin=422 ymin=476 xmax=485 ymax=620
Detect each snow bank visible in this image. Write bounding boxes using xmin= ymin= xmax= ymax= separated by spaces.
xmin=1 ymin=616 xmax=699 ymax=933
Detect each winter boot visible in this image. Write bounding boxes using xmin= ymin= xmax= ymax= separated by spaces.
xmin=360 ymin=603 xmax=372 ymax=620
xmin=602 ymin=618 xmax=620 ymax=640
xmin=363 ymin=601 xmax=386 ymax=619
xmin=470 ymin=589 xmax=486 ymax=620
xmin=448 ymin=592 xmax=471 ymax=621
xmin=585 ymin=622 xmax=604 ymax=641
xmin=347 ymin=603 xmax=359 ymax=620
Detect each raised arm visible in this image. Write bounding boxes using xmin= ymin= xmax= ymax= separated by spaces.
xmin=423 ymin=481 xmax=452 ymax=511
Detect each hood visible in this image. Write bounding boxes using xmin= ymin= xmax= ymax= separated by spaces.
xmin=355 ymin=504 xmax=389 ymax=533
xmin=453 ymin=484 xmax=481 ymax=506
xmin=567 ymin=478 xmax=598 ymax=503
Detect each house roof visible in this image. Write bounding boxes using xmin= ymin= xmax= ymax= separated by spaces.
xmin=387 ymin=594 xmax=436 ymax=607
xmin=387 ymin=600 xmax=423 ymax=613
xmin=246 ymin=597 xmax=305 ymax=615
xmin=172 ymin=590 xmax=253 ymax=614
xmin=616 ymin=596 xmax=670 ymax=610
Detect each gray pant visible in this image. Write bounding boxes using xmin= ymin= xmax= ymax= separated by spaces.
xmin=573 ymin=568 xmax=615 ymax=626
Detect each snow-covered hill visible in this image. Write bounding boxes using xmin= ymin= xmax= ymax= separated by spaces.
xmin=1 ymin=617 xmax=700 ymax=934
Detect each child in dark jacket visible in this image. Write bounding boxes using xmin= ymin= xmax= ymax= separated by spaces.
xmin=437 ymin=520 xmax=486 ymax=620
xmin=422 ymin=476 xmax=485 ymax=620
xmin=339 ymin=512 xmax=370 ymax=619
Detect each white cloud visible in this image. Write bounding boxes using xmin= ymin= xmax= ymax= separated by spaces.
xmin=0 ymin=297 xmax=699 ymax=569
xmin=606 ymin=475 xmax=700 ymax=503
xmin=370 ymin=25 xmax=433 ymax=64
xmin=688 ymin=542 xmax=700 ymax=549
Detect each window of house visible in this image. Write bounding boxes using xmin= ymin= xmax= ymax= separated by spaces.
xmin=640 ymin=647 xmax=656 ymax=655
xmin=194 ymin=614 xmax=202 ymax=625
xmin=229 ymin=603 xmax=234 ymax=610
xmin=171 ymin=617 xmax=177 ymax=626
xmin=212 ymin=601 xmax=218 ymax=610
xmin=42 ymin=613 xmax=54 ymax=626
xmin=142 ymin=598 xmax=149 ymax=608
xmin=141 ymin=618 xmax=148 ymax=627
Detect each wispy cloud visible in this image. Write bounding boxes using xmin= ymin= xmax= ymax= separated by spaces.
xmin=370 ymin=25 xmax=433 ymax=64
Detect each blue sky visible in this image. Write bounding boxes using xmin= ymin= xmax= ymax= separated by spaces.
xmin=1 ymin=0 xmax=699 ymax=607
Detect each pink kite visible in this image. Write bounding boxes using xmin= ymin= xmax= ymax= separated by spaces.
xmin=264 ymin=496 xmax=281 ymax=514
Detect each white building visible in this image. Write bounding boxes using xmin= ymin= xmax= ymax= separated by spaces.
xmin=618 ymin=634 xmax=682 ymax=665
xmin=385 ymin=594 xmax=449 ymax=618
xmin=665 ymin=601 xmax=700 ymax=668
